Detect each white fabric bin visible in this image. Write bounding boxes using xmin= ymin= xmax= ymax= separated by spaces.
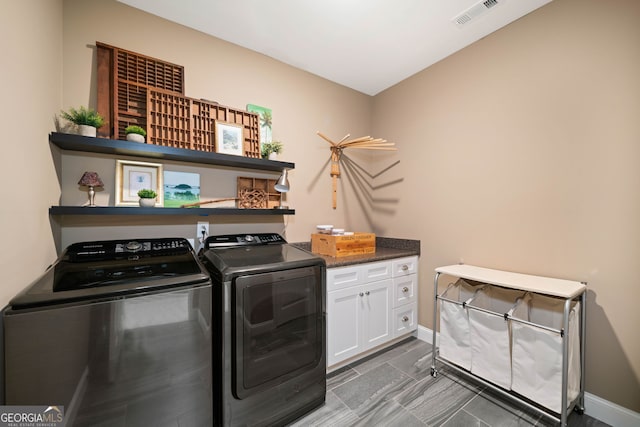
xmin=468 ymin=286 xmax=523 ymax=390
xmin=439 ymin=279 xmax=482 ymax=370
xmin=510 ymin=293 xmax=581 ymax=413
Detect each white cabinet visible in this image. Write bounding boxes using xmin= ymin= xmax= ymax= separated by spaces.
xmin=327 ymin=256 xmax=418 ymax=367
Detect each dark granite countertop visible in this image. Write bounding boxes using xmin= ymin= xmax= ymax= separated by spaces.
xmin=291 ymin=236 xmax=420 ymax=268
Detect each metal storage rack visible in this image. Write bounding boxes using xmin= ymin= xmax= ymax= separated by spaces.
xmin=430 ymin=264 xmax=586 ymax=426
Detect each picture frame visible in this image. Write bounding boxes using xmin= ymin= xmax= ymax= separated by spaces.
xmin=115 ymin=160 xmax=164 ymax=206
xmin=215 ymin=121 xmax=244 ymax=156
xmin=163 ymin=171 xmax=200 ymax=208
xmin=247 ymin=104 xmax=272 ymax=145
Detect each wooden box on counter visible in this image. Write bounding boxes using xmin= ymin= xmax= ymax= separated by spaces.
xmin=311 ymin=233 xmax=376 ymax=257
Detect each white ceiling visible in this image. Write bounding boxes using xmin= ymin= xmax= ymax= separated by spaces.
xmin=118 ymin=0 xmax=552 ymax=96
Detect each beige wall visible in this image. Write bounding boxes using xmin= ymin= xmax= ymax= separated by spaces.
xmin=372 ymin=0 xmax=640 ymax=412
xmin=0 ymin=1 xmax=62 ymax=305
xmin=2 ymin=0 xmax=638 ymax=415
xmin=60 ymin=0 xmax=372 ymax=248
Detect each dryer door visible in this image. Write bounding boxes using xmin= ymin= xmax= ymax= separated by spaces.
xmin=232 ymin=265 xmax=324 ymax=399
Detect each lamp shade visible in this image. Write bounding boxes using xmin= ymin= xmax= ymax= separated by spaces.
xmin=78 ymin=171 xmax=103 ymax=187
xmin=274 ymin=169 xmax=290 ymax=193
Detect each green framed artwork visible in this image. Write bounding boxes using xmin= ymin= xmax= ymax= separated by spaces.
xmin=247 ymin=104 xmax=272 ymax=145
xmin=163 ymin=171 xmax=200 ymax=208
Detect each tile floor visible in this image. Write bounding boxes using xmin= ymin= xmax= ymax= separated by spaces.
xmin=290 ymin=338 xmax=609 ymax=427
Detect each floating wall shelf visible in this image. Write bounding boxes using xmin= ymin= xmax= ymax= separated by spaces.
xmin=50 ymin=133 xmax=295 ymax=218
xmin=49 ymin=206 xmax=295 ymax=216
xmin=49 ymin=132 xmax=295 ymax=172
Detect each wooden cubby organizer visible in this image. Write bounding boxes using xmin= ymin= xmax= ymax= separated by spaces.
xmin=96 ymin=42 xmax=260 ymax=158
xmin=431 ymin=264 xmax=586 ymax=426
xmin=49 ymin=132 xmax=294 ymax=217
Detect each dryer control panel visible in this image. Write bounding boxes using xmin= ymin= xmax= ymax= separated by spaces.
xmin=205 ymin=233 xmax=287 ymax=248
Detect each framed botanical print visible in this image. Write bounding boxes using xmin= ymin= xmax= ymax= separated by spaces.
xmin=115 ymin=160 xmax=164 ymax=206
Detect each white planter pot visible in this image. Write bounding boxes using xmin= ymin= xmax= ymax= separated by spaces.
xmin=139 ymin=198 xmax=156 ymax=207
xmin=126 ymin=133 xmax=145 ymax=143
xmin=268 ymin=152 xmax=279 ymax=160
xmin=78 ymin=125 xmax=96 ymax=137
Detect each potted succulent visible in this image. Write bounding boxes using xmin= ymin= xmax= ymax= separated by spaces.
xmin=261 ymin=141 xmax=283 ymax=160
xmin=59 ymin=106 xmax=105 ymax=137
xmin=137 ymin=189 xmax=157 ymax=207
xmin=125 ymin=125 xmax=147 ymax=143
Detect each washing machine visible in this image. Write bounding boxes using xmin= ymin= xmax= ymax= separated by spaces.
xmin=3 ymin=238 xmax=212 ymax=426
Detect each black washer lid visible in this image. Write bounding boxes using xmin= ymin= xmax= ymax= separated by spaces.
xmin=8 ymin=238 xmax=210 ymax=310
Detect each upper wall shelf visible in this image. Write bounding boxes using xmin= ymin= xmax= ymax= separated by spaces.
xmin=49 ymin=206 xmax=295 ymax=216
xmin=49 ymin=132 xmax=294 ymax=172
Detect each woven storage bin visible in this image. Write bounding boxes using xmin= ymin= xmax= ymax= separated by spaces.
xmin=510 ymin=294 xmax=581 ymax=413
xmin=468 ymin=286 xmax=524 ymax=389
xmin=439 ymin=279 xmax=484 ymax=371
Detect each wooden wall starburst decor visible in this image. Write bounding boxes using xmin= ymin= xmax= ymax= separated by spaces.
xmin=317 ymin=131 xmax=397 ymax=209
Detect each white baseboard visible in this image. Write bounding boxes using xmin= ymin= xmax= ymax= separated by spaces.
xmin=583 ymin=392 xmax=640 ymax=427
xmin=416 ymin=325 xmax=640 ymax=427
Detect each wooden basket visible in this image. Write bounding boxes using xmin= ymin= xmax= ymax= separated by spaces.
xmin=311 ymin=233 xmax=376 ymax=257
xmin=237 ymin=177 xmax=281 ymax=208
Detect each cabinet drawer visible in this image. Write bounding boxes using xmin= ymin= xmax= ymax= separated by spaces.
xmin=393 ymin=302 xmax=418 ymax=338
xmin=393 ymin=275 xmax=417 ymax=308
xmin=362 ymin=260 xmax=392 ymax=281
xmin=327 ymin=265 xmax=362 ymax=291
xmin=392 ymin=256 xmax=418 ymax=277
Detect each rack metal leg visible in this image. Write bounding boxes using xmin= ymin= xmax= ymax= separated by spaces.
xmin=561 ymin=298 xmax=572 ymax=426
xmin=431 ymin=271 xmax=441 ymax=377
xmin=578 ymin=286 xmax=587 ymax=413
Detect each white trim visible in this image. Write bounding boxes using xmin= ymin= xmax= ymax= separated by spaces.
xmin=417 ymin=324 xmax=437 ymax=345
xmin=416 ymin=325 xmax=639 ymax=426
xmin=584 ymin=392 xmax=640 ymax=427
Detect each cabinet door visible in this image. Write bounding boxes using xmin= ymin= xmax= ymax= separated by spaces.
xmin=327 ymin=286 xmax=363 ymax=366
xmin=393 ymin=275 xmax=417 ymax=308
xmin=327 ymin=265 xmax=362 ymax=292
xmin=392 ymin=256 xmax=418 ymax=277
xmin=393 ymin=302 xmax=418 ymax=338
xmin=362 ymin=279 xmax=393 ymax=350
xmin=362 ymin=260 xmax=392 ymax=282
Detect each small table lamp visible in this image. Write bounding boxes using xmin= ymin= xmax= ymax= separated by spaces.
xmin=274 ymin=169 xmax=290 ymax=209
xmin=78 ymin=171 xmax=104 ymax=207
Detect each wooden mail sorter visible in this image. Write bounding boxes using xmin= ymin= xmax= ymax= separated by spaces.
xmin=431 ymin=264 xmax=586 ymax=426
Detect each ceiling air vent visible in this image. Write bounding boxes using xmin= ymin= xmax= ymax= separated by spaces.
xmin=453 ymin=0 xmax=503 ymax=27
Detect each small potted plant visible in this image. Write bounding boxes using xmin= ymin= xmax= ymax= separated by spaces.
xmin=125 ymin=125 xmax=147 ymax=143
xmin=137 ymin=189 xmax=157 ymax=207
xmin=59 ymin=106 xmax=105 ymax=137
xmin=261 ymin=141 xmax=283 ymax=160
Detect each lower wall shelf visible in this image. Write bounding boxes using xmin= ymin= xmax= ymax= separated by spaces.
xmin=49 ymin=206 xmax=295 ymax=216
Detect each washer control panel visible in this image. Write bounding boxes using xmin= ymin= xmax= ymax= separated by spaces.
xmin=66 ymin=238 xmax=191 ymax=261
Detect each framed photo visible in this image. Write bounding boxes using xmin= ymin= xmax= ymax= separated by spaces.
xmin=215 ymin=122 xmax=244 ymax=156
xmin=163 ymin=171 xmax=200 ymax=208
xmin=115 ymin=160 xmax=163 ymax=206
xmin=247 ymin=104 xmax=272 ymax=144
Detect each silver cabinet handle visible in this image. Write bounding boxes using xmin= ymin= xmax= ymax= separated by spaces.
xmin=365 ymin=291 xmax=370 ymax=295
xmin=401 ymin=264 xmax=409 ymax=271
xmin=402 ymin=287 xmax=409 ymax=293
xmin=359 ymin=292 xmax=364 ymax=297
xmin=402 ymin=315 xmax=409 ymax=322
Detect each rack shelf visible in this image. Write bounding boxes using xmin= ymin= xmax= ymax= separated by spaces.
xmin=431 ymin=264 xmax=586 ymax=426
xmin=49 ymin=206 xmax=295 ymax=216
xmin=49 ymin=132 xmax=294 ymax=172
